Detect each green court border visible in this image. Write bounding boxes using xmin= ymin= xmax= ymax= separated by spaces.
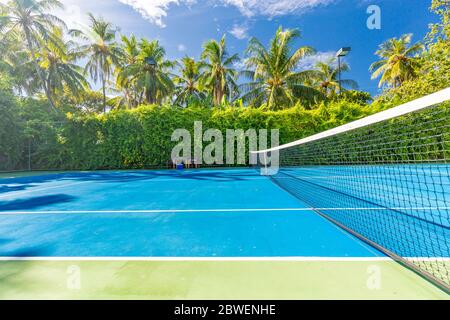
xmin=0 ymin=260 xmax=448 ymax=300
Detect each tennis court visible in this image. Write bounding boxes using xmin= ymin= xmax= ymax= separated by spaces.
xmin=0 ymin=168 xmax=448 ymax=299
xmin=0 ymin=89 xmax=449 ymax=299
xmin=0 ymin=169 xmax=387 ymax=257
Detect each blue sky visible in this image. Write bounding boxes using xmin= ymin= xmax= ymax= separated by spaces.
xmin=56 ymin=0 xmax=438 ymax=96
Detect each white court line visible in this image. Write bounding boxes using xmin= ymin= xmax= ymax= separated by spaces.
xmin=0 ymin=207 xmax=449 ymax=215
xmin=0 ymin=208 xmax=311 ymax=215
xmin=281 ymin=174 xmax=450 ymax=179
xmin=0 ymin=257 xmax=447 ymax=261
xmin=0 ymin=257 xmax=394 ymax=261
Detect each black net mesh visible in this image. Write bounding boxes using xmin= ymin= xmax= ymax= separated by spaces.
xmin=254 ymin=102 xmax=450 ymax=290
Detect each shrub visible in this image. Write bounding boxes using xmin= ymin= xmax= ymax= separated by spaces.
xmin=1 ymin=98 xmax=376 ymax=171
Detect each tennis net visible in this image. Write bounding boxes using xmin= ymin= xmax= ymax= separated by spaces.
xmin=251 ymin=88 xmax=450 ymax=291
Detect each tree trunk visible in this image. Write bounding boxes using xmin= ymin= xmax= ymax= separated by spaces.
xmin=102 ymin=74 xmax=107 ymax=113
xmin=146 ymin=86 xmax=156 ymax=105
xmin=46 ymin=77 xmax=55 ymax=105
xmin=24 ymin=28 xmax=57 ymax=113
xmin=138 ymin=91 xmax=144 ymax=106
xmin=145 ymin=88 xmax=151 ymax=104
xmin=214 ymin=83 xmax=223 ymax=105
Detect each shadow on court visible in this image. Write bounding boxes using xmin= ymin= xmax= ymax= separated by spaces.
xmin=0 ymin=185 xmax=29 ymax=194
xmin=0 ymin=237 xmax=54 ymax=257
xmin=0 ymin=238 xmax=54 ymax=299
xmin=0 ymin=194 xmax=76 ymax=211
xmin=0 ymin=170 xmax=261 ymax=193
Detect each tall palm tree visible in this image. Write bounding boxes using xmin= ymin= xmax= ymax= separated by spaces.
xmin=78 ymin=14 xmax=122 ymax=113
xmin=314 ymin=58 xmax=358 ymax=97
xmin=173 ymin=57 xmax=205 ymax=106
xmin=200 ymin=35 xmax=239 ymax=105
xmin=118 ymin=39 xmax=174 ymax=105
xmin=0 ymin=0 xmax=66 ymax=111
xmin=0 ymin=36 xmax=39 ymax=96
xmin=241 ymin=27 xmax=321 ymax=109
xmin=115 ymin=34 xmax=141 ymax=108
xmin=370 ymin=34 xmax=424 ymax=88
xmin=38 ymin=27 xmax=88 ymax=102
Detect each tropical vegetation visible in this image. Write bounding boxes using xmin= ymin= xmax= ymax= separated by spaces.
xmin=1 ymin=0 xmax=364 ymax=112
xmin=0 ymin=0 xmax=448 ymax=171
xmin=370 ymin=33 xmax=424 ymax=88
xmin=77 ymin=13 xmax=123 ymax=112
xmin=240 ymin=27 xmax=321 ymax=109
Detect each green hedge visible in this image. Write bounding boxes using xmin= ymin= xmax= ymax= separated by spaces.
xmin=0 ymin=80 xmax=24 ymax=170
xmin=1 ymin=99 xmax=376 ymax=171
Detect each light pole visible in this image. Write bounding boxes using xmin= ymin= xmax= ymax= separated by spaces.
xmin=336 ymin=47 xmax=351 ymax=94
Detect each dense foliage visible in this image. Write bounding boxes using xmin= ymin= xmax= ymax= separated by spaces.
xmin=0 ymin=0 xmax=448 ymax=171
xmin=0 ymin=97 xmax=377 ymax=171
xmin=0 ymin=76 xmax=24 ymax=170
xmin=372 ymin=0 xmax=450 ymax=107
xmin=1 ymin=0 xmax=362 ymax=112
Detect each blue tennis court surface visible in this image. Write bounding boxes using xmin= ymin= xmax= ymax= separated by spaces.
xmin=272 ymin=166 xmax=450 ymax=259
xmin=0 ymin=169 xmax=384 ymax=257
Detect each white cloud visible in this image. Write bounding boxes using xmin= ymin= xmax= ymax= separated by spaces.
xmin=2 ymin=0 xmax=338 ymax=29
xmin=229 ymin=24 xmax=249 ymax=39
xmin=0 ymin=0 xmax=88 ymax=29
xmin=297 ymin=51 xmax=336 ymax=70
xmin=55 ymin=3 xmax=89 ymax=29
xmin=221 ymin=0 xmax=336 ymax=17
xmin=233 ymin=59 xmax=247 ymax=71
xmin=116 ymin=0 xmax=337 ymax=28
xmin=118 ymin=0 xmax=196 ymax=28
xmin=177 ymin=43 xmax=186 ymax=51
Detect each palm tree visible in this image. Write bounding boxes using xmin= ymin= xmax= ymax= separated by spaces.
xmin=370 ymin=34 xmax=424 ymax=88
xmin=78 ymin=14 xmax=122 ymax=113
xmin=38 ymin=28 xmax=88 ymax=102
xmin=0 ymin=36 xmax=39 ymax=96
xmin=115 ymin=34 xmax=141 ymax=108
xmin=314 ymin=58 xmax=358 ymax=97
xmin=173 ymin=57 xmax=205 ymax=106
xmin=0 ymin=0 xmax=66 ymax=111
xmin=117 ymin=39 xmax=174 ymax=105
xmin=241 ymin=27 xmax=321 ymax=109
xmin=200 ymin=35 xmax=239 ymax=105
